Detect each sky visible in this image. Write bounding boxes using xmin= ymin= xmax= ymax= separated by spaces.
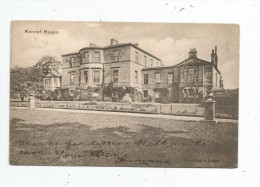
xmin=11 ymin=21 xmax=239 ymax=89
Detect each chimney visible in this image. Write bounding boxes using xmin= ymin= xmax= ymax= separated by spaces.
xmin=211 ymin=49 xmax=215 ymax=63
xmin=110 ymin=38 xmax=118 ymax=46
xmin=134 ymin=43 xmax=139 ymax=47
xmin=215 ymin=46 xmax=218 ymax=68
xmin=188 ymin=48 xmax=197 ymax=58
xmin=90 ymin=43 xmax=98 ymax=47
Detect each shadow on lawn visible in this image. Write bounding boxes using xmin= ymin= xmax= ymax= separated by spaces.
xmin=9 ymin=117 xmax=238 ymax=168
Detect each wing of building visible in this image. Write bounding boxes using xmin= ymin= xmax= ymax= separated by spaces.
xmin=56 ymin=39 xmax=223 ymax=103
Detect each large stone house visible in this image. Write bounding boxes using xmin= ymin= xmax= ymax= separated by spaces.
xmin=61 ymin=39 xmax=161 ymax=91
xmin=142 ymin=47 xmax=223 ymax=103
xmin=50 ymin=39 xmax=223 ymax=103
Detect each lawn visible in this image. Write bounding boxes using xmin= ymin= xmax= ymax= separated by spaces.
xmin=10 ymin=108 xmax=238 ymax=168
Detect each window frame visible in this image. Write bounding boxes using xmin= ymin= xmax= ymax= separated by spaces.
xmin=93 ymin=70 xmax=100 ymax=83
xmin=114 ymin=50 xmax=119 ymax=62
xmin=135 ymin=51 xmax=138 ymax=63
xmin=84 ymin=70 xmax=88 ymax=83
xmin=155 ymin=73 xmax=160 ymax=83
xmin=143 ymin=74 xmax=148 ymax=84
xmin=93 ymin=51 xmax=100 ymax=63
xmin=167 ymin=73 xmax=173 ymax=84
xmin=134 ymin=71 xmax=138 ymax=84
xmin=69 ymin=72 xmax=75 ymax=84
xmin=113 ymin=70 xmax=119 ymax=83
xmin=143 ymin=90 xmax=148 ymax=98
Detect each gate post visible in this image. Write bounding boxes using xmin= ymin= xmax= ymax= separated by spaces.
xmin=28 ymin=93 xmax=36 ymax=110
xmin=204 ymin=92 xmax=216 ymax=122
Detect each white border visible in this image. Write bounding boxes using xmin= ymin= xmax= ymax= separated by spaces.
xmin=1 ymin=1 xmax=259 ymax=187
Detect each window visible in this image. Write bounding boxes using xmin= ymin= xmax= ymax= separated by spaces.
xmin=84 ymin=52 xmax=89 ymax=63
xmin=156 ymin=61 xmax=159 ymax=67
xmin=143 ymin=74 xmax=148 ymax=84
xmin=143 ymin=90 xmax=148 ymax=98
xmin=188 ymin=69 xmax=195 ymax=82
xmin=155 ymin=73 xmax=160 ymax=83
xmin=184 ymin=69 xmax=188 ymax=82
xmin=93 ymin=52 xmax=100 ymax=62
xmin=144 ymin=56 xmax=147 ymax=66
xmin=70 ymin=57 xmax=75 ymax=67
xmin=93 ymin=70 xmax=100 ymax=83
xmin=151 ymin=59 xmax=153 ymax=67
xmin=188 ymin=89 xmax=194 ymax=96
xmin=113 ymin=70 xmax=118 ymax=83
xmin=167 ymin=74 xmax=173 ymax=84
xmin=84 ymin=71 xmax=88 ymax=83
xmin=45 ymin=79 xmax=50 ymax=88
xmin=70 ymin=73 xmax=75 ymax=84
xmin=134 ymin=71 xmax=138 ymax=84
xmin=114 ymin=51 xmax=119 ymax=61
xmin=135 ymin=51 xmax=138 ymax=62
xmin=195 ymin=69 xmax=199 ymax=82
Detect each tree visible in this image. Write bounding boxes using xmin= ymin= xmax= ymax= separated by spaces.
xmin=34 ymin=55 xmax=62 ymax=75
xmin=10 ymin=66 xmax=45 ymax=101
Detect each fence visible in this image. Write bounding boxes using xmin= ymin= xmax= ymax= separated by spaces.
xmin=10 ymin=100 xmax=238 ymax=119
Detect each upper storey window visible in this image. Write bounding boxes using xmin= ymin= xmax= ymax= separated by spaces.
xmin=151 ymin=59 xmax=153 ymax=67
xmin=114 ymin=51 xmax=119 ymax=62
xmin=144 ymin=55 xmax=147 ymax=66
xmin=135 ymin=51 xmax=138 ymax=63
xmin=93 ymin=52 xmax=100 ymax=63
xmin=70 ymin=57 xmax=75 ymax=67
xmin=83 ymin=52 xmax=89 ymax=63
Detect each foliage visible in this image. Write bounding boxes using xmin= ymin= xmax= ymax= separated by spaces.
xmin=10 ymin=66 xmax=45 ymax=101
xmin=153 ymin=88 xmax=169 ymax=103
xmin=34 ymin=55 xmax=62 ymax=75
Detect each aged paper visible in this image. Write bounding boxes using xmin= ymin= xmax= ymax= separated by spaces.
xmin=10 ymin=21 xmax=239 ymax=168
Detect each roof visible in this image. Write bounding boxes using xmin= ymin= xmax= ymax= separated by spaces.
xmin=142 ymin=65 xmax=175 ymax=71
xmin=174 ymin=57 xmax=221 ymax=74
xmin=44 ymin=71 xmax=62 ymax=78
xmin=61 ymin=52 xmax=80 ymax=57
xmin=63 ymin=43 xmax=161 ymax=61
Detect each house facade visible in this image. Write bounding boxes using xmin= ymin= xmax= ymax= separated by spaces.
xmin=61 ymin=39 xmax=161 ymax=91
xmin=55 ymin=39 xmax=223 ymax=103
xmin=141 ymin=47 xmax=223 ymax=103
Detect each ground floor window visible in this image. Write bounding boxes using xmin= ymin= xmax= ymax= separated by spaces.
xmin=70 ymin=73 xmax=75 ymax=84
xmin=143 ymin=90 xmax=148 ymax=98
xmin=93 ymin=70 xmax=100 ymax=83
xmin=84 ymin=71 xmax=88 ymax=83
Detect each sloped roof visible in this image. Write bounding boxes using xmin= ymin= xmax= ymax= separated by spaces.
xmin=174 ymin=57 xmax=221 ymax=74
xmin=45 ymin=71 xmax=62 ymax=78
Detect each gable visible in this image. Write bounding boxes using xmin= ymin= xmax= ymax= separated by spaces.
xmin=175 ymin=58 xmax=212 ymax=68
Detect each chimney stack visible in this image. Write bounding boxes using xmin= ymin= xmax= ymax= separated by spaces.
xmin=211 ymin=49 xmax=215 ymax=63
xmin=110 ymin=38 xmax=118 ymax=46
xmin=215 ymin=46 xmax=218 ymax=68
xmin=90 ymin=43 xmax=98 ymax=47
xmin=188 ymin=48 xmax=197 ymax=58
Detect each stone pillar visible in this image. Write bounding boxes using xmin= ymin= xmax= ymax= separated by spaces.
xmin=204 ymin=92 xmax=216 ymax=121
xmin=28 ymin=95 xmax=36 ymax=110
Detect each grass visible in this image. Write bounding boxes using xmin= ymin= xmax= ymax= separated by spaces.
xmin=10 ymin=108 xmax=238 ymax=168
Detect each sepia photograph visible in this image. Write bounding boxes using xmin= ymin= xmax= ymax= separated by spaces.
xmin=10 ymin=21 xmax=239 ymax=168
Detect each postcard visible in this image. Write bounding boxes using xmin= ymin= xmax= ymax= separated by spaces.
xmin=10 ymin=21 xmax=239 ymax=168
